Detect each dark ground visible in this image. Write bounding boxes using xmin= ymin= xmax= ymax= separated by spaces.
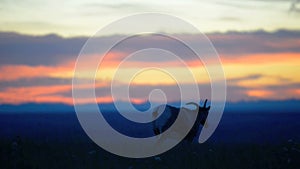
xmin=0 ymin=111 xmax=299 ymax=169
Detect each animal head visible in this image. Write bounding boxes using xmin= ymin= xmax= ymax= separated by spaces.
xmin=186 ymin=99 xmax=210 ymax=126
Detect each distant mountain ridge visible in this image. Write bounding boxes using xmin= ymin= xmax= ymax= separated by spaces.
xmin=1 ymin=99 xmax=300 ymax=113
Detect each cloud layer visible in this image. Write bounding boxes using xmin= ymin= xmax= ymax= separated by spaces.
xmin=0 ymin=30 xmax=300 ymax=104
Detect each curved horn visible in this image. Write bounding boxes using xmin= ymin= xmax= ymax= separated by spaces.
xmin=203 ymin=99 xmax=208 ymax=108
xmin=186 ymin=102 xmax=199 ymax=112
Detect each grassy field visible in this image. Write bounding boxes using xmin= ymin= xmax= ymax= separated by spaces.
xmin=0 ymin=112 xmax=299 ymax=169
xmin=1 ymin=137 xmax=299 ymax=169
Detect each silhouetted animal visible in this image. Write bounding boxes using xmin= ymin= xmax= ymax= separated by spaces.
xmin=152 ymin=99 xmax=210 ymax=142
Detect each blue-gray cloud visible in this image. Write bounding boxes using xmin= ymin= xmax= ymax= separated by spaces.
xmin=0 ymin=32 xmax=86 ymax=66
xmin=0 ymin=30 xmax=300 ymax=66
xmin=0 ymin=77 xmax=72 ymax=90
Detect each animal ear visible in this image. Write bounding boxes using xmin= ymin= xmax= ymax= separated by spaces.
xmin=203 ymin=99 xmax=207 ymax=108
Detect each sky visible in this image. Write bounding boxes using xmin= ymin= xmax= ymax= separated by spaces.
xmin=0 ymin=0 xmax=300 ymax=36
xmin=0 ymin=0 xmax=300 ymax=105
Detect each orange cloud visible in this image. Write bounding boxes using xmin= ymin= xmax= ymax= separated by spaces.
xmin=0 ymin=64 xmax=72 ymax=81
xmin=221 ymin=53 xmax=300 ymax=65
xmin=74 ymin=96 xmax=114 ymax=105
xmin=129 ymin=98 xmax=147 ymax=104
xmin=247 ymin=90 xmax=273 ymax=98
xmin=0 ymin=83 xmax=115 ymax=105
xmin=0 ymin=85 xmax=71 ymax=104
xmin=295 ymin=89 xmax=300 ymax=95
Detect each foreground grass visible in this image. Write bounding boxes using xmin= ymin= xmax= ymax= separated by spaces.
xmin=0 ymin=137 xmax=299 ymax=169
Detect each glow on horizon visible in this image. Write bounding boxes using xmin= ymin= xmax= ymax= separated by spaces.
xmin=0 ymin=51 xmax=299 ymax=104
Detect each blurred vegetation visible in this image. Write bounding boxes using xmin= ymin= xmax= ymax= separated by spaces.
xmin=0 ymin=137 xmax=299 ymax=169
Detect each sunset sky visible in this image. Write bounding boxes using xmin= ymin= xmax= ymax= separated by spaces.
xmin=0 ymin=0 xmax=300 ymax=105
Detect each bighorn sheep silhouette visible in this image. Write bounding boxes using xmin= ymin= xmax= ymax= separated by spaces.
xmin=152 ymin=99 xmax=210 ymax=142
